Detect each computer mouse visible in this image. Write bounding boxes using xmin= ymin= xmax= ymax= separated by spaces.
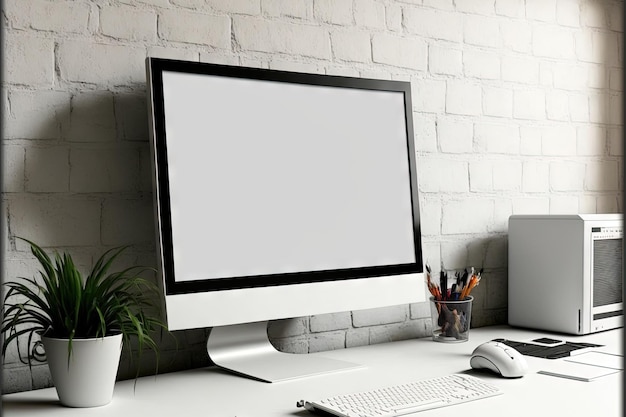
xmin=470 ymin=341 xmax=528 ymax=378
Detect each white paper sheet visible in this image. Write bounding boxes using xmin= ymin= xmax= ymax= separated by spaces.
xmin=565 ymin=351 xmax=623 ymax=370
xmin=538 ymin=360 xmax=622 ymax=382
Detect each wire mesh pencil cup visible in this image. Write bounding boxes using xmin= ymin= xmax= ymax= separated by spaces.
xmin=429 ymin=296 xmax=473 ymax=343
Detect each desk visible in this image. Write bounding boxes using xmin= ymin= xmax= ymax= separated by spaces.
xmin=2 ymin=326 xmax=622 ymax=417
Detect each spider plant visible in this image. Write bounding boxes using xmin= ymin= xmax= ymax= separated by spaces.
xmin=1 ymin=238 xmax=167 ymax=375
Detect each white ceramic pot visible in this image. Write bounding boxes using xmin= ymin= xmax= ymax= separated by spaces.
xmin=41 ymin=333 xmax=123 ymax=407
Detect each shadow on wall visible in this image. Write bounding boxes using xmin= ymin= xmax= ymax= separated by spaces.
xmin=593 ymin=4 xmax=623 ymax=211
xmin=6 ymin=90 xmax=151 ymax=260
xmin=433 ymin=235 xmax=509 ymax=328
xmin=3 ymin=89 xmax=211 ymax=383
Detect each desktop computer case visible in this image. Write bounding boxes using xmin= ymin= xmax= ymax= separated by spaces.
xmin=508 ymin=214 xmax=623 ymax=335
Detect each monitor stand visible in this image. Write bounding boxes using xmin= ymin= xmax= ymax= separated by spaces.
xmin=206 ymin=321 xmax=364 ymax=382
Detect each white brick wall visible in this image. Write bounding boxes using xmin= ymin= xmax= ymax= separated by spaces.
xmin=314 ymin=0 xmax=353 ymax=25
xmin=404 ymin=8 xmax=463 ymax=42
xmin=501 ymin=56 xmax=539 ymax=84
xmin=475 ymin=122 xmax=520 ymax=154
xmin=429 ymin=46 xmax=462 ymax=75
xmin=513 ymin=89 xmax=546 ymax=120
xmin=496 ymin=0 xmax=525 ymax=17
xmin=526 ymin=0 xmax=558 ymax=22
xmin=25 ymin=147 xmax=70 ymax=192
xmin=2 ymin=145 xmax=25 ymax=192
xmin=310 ymin=312 xmax=352 ymax=332
xmin=372 ymin=34 xmax=427 ymax=69
xmin=67 ymin=92 xmax=116 ymax=142
xmin=331 ymin=30 xmax=372 ymax=63
xmin=532 ymin=25 xmax=576 ymax=59
xmin=446 ymin=80 xmax=482 ymax=115
xmin=58 ymin=41 xmax=145 ymax=85
xmin=100 ymin=5 xmax=157 ymax=42
xmin=464 ymin=15 xmax=502 ymax=48
xmin=438 ymin=118 xmax=473 ymax=153
xmin=2 ymin=0 xmax=622 ymax=394
xmin=8 ymin=197 xmax=101 ymax=247
xmin=353 ymin=305 xmax=407 ymax=327
xmin=234 ymin=16 xmax=331 ymax=58
xmin=160 ymin=10 xmax=230 ymax=47
xmin=3 ymin=33 xmax=54 ymax=86
xmin=483 ymin=86 xmax=513 ymax=118
xmin=385 ymin=3 xmax=403 ymax=32
xmin=546 ymin=90 xmax=570 ymax=121
xmin=5 ymin=0 xmax=92 ymax=34
xmin=411 ymin=78 xmax=446 ymax=113
xmin=4 ymin=90 xmax=70 ymax=139
xmin=500 ymin=20 xmax=532 ymax=52
xmin=550 ymin=161 xmax=586 ymax=190
xmin=463 ymin=50 xmax=500 ymax=80
xmin=263 ymin=0 xmax=312 ymax=20
xmin=418 ymin=158 xmax=469 ymax=193
xmin=522 ymin=161 xmax=550 ymax=193
xmin=354 ymin=0 xmax=386 ymax=29
xmin=101 ymin=198 xmax=154 ymax=245
xmin=69 ymin=148 xmax=140 ymax=192
xmin=441 ymin=199 xmax=494 ymax=234
xmin=542 ymin=125 xmax=578 ymax=155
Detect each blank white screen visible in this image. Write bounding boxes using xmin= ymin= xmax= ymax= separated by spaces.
xmin=161 ymin=71 xmax=416 ymax=282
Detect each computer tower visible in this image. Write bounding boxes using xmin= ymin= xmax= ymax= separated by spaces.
xmin=508 ymin=214 xmax=623 ymax=335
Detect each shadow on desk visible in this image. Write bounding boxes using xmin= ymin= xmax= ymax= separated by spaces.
xmin=2 ymin=398 xmax=61 ymax=411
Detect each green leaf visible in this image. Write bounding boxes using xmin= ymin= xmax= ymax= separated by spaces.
xmin=3 ymin=238 xmax=169 ymax=381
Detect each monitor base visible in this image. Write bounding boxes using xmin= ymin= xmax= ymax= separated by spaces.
xmin=206 ymin=321 xmax=364 ymax=383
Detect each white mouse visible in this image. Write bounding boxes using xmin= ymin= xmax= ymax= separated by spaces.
xmin=470 ymin=341 xmax=528 ymax=378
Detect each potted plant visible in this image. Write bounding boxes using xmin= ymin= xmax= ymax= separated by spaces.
xmin=1 ymin=238 xmax=167 ymax=407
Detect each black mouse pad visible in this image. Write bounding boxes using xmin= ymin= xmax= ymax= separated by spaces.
xmin=492 ymin=338 xmax=603 ymax=359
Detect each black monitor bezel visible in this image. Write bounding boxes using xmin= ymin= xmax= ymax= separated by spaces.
xmin=147 ymin=57 xmax=423 ymax=295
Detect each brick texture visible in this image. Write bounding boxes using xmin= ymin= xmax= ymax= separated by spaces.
xmin=2 ymin=0 xmax=622 ymax=395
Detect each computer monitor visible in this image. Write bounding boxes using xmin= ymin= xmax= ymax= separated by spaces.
xmin=146 ymin=58 xmax=425 ymax=382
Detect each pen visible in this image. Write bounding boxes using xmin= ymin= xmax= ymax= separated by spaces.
xmin=460 ymin=270 xmax=473 ymax=300
xmin=461 ymin=271 xmax=481 ymax=299
xmin=425 ymin=264 xmax=440 ymax=300
xmin=440 ymin=270 xmax=446 ymax=301
xmin=425 ymin=265 xmax=483 ymax=300
xmin=461 ymin=269 xmax=468 ymax=288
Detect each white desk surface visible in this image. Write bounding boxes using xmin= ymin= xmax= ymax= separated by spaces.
xmin=2 ymin=325 xmax=623 ymax=417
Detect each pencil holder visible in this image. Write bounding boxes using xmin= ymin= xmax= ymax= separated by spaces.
xmin=429 ymin=296 xmax=473 ymax=343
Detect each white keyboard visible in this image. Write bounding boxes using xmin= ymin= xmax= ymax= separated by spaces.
xmin=297 ymin=373 xmax=502 ymax=417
